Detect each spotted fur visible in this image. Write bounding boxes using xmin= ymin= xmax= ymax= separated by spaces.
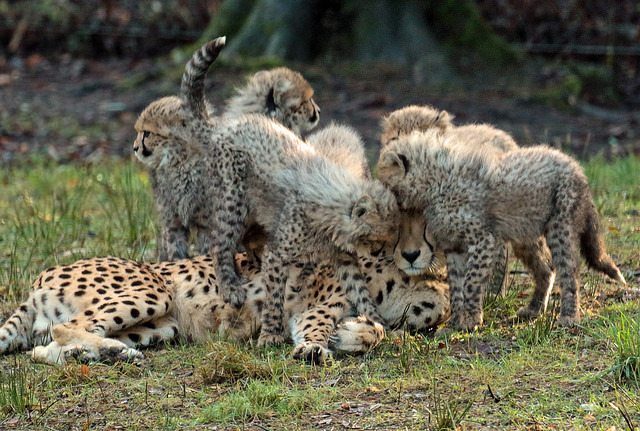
xmin=223 ymin=67 xmax=320 ymax=136
xmin=0 ymin=240 xmax=449 ymax=365
xmin=378 ymin=130 xmax=626 ymax=331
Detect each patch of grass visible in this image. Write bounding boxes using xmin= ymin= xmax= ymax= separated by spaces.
xmin=199 ymin=379 xmax=337 ymax=425
xmin=601 ymin=307 xmax=640 ymax=386
xmin=584 ymin=155 xmax=640 ymax=216
xmin=431 ymin=380 xmax=475 ymax=430
xmin=517 ymin=303 xmax=558 ymax=348
xmin=0 ymin=155 xmax=638 ymax=429
xmin=0 ymin=359 xmax=36 ymax=416
xmin=199 ymin=340 xmax=271 ymax=384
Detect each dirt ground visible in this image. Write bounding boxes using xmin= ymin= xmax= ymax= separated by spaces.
xmin=1 ymin=53 xmax=640 ymax=165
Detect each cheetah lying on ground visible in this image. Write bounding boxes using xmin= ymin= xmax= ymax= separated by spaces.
xmin=378 ymin=129 xmax=626 ymax=331
xmin=0 ymin=233 xmax=449 ymax=365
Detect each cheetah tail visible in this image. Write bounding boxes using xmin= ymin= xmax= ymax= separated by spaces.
xmin=580 ymin=202 xmax=626 ymax=285
xmin=0 ymin=300 xmax=35 ymax=354
xmin=180 ymin=36 xmax=226 ymax=119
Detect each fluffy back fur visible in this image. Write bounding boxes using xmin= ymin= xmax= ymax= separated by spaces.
xmin=306 ymin=122 xmax=371 ymax=179
xmin=380 ymin=105 xmax=453 ymax=148
xmin=223 ymin=67 xmax=320 ymax=136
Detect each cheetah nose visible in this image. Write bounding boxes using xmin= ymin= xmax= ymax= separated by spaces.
xmin=133 ymin=146 xmax=139 ymax=152
xmin=401 ymin=250 xmax=420 ymax=264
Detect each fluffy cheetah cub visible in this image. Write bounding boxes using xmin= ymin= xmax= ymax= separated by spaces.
xmin=223 ymin=67 xmax=320 ymax=136
xmin=378 ymin=130 xmax=625 ymax=331
xmin=136 ymin=38 xmax=399 ymax=342
xmin=380 ymin=105 xmax=453 ymax=148
xmin=381 ymin=105 xmax=521 ymax=296
xmin=306 ymin=122 xmax=371 ymax=179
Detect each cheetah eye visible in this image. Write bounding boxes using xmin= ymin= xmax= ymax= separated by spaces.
xmin=142 ymin=131 xmax=150 ymax=144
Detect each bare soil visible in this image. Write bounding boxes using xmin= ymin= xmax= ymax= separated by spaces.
xmin=1 ymin=54 xmax=640 ymax=165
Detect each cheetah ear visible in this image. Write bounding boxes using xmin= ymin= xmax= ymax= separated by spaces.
xmin=437 ymin=110 xmax=454 ymax=126
xmin=379 ymin=151 xmax=409 ymax=177
xmin=352 ymin=195 xmax=377 ymax=219
xmin=273 ymin=80 xmax=299 ymax=108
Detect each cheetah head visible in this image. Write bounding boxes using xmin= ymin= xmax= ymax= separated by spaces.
xmin=377 ymin=130 xmax=448 ymax=210
xmin=133 ymin=96 xmax=196 ymax=167
xmin=380 ymin=105 xmax=452 ymax=148
xmin=344 ymin=181 xmax=399 ymax=255
xmin=393 ymin=211 xmax=446 ymax=277
xmin=258 ymin=68 xmax=320 ymax=135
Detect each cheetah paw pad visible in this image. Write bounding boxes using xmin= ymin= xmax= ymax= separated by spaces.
xmin=292 ymin=342 xmax=329 ymax=365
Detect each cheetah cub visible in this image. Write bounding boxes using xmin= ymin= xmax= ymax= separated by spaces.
xmin=223 ymin=67 xmax=320 ymax=136
xmin=135 ymin=38 xmax=398 ymax=341
xmin=380 ymin=104 xmax=453 ymax=148
xmin=306 ymin=122 xmax=371 ymax=179
xmin=378 ymin=130 xmax=625 ymax=331
xmin=380 ymin=105 xmax=522 ymax=297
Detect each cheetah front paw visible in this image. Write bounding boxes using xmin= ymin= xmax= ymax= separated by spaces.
xmin=292 ymin=342 xmax=329 ymax=365
xmin=447 ymin=311 xmax=482 ymax=332
xmin=222 ymin=284 xmax=247 ymax=309
xmin=517 ymin=306 xmax=541 ymax=321
xmin=557 ymin=314 xmax=580 ymax=327
xmin=257 ymin=332 xmax=285 ymax=347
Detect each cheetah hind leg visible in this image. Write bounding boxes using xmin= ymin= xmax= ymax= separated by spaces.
xmin=31 ymin=324 xmax=143 ymax=365
xmin=110 ymin=315 xmax=180 ymax=348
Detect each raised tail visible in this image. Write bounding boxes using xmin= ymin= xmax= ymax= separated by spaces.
xmin=0 ymin=301 xmax=35 ymax=354
xmin=180 ymin=36 xmax=226 ymax=119
xmin=580 ymin=202 xmax=626 ymax=284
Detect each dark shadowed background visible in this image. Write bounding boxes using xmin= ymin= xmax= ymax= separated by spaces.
xmin=1 ymin=0 xmax=639 ymax=164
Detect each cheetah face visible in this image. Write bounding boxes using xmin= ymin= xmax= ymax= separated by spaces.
xmin=133 ymin=130 xmax=155 ymax=164
xmin=283 ymin=96 xmax=320 ymax=135
xmin=133 ymin=96 xmax=193 ymax=167
xmin=348 ymin=184 xmax=399 ymax=253
xmin=392 ymin=211 xmax=445 ymax=277
xmin=268 ymin=80 xmax=320 ymax=135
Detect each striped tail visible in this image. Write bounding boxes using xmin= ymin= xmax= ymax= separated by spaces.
xmin=180 ymin=36 xmax=226 ymax=119
xmin=0 ymin=301 xmax=35 ymax=354
xmin=580 ymin=201 xmax=626 ymax=285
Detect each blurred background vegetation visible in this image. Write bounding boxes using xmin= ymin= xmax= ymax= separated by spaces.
xmin=0 ymin=0 xmax=638 ymax=105
xmin=1 ymin=0 xmax=639 ymax=164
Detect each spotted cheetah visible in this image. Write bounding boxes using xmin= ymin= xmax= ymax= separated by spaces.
xmin=0 ymin=238 xmax=449 ymax=365
xmin=135 ymin=38 xmax=399 ymax=345
xmin=223 ymin=67 xmax=320 ymax=136
xmin=380 ymin=105 xmax=522 ymax=296
xmin=378 ymin=130 xmax=626 ymax=331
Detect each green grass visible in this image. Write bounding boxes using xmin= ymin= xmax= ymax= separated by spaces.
xmin=0 ymin=155 xmax=638 ymax=429
xmin=599 ymin=306 xmax=640 ymax=386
